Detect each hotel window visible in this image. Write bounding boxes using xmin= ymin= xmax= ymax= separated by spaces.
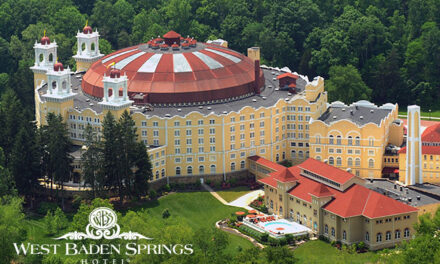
xmin=329 ymin=157 xmax=334 ymax=165
xmin=198 ymin=138 xmax=204 ymax=145
xmin=260 ymin=121 xmax=264 ymax=127
xmin=395 ymin=230 xmax=401 ymax=239
xmin=386 ymin=231 xmax=391 ymax=241
xmin=187 ymin=166 xmax=193 ymax=175
xmin=355 ymin=158 xmax=361 ymax=167
xmin=369 ymin=138 xmax=374 ymax=146
xmin=175 ymin=139 xmax=180 ymax=146
xmin=174 ymin=130 xmax=180 ymax=137
xmin=240 ymin=160 xmax=245 ymax=169
xmin=198 ymin=156 xmax=205 ymax=162
xmin=329 ymin=135 xmax=334 ymax=144
xmin=230 ymin=117 xmax=235 ymax=122
xmin=336 ymin=149 xmax=342 ymax=154
xmin=260 ymin=131 xmax=265 ymax=136
xmin=176 ymin=167 xmax=181 ymax=176
xmin=368 ymin=150 xmax=374 ymax=156
xmin=260 ymin=112 xmax=265 ymax=118
xmin=209 ymin=119 xmax=215 ymax=124
xmin=153 ymin=121 xmax=158 ymax=127
xmin=240 ymin=115 xmax=245 ymax=121
xmin=316 ymin=147 xmax=321 ymax=153
xmin=299 ymin=151 xmax=304 ymax=158
xmin=355 ymin=136 xmax=360 ymax=146
xmin=250 ymin=114 xmax=255 ymax=119
xmin=153 ymin=139 xmax=159 ymax=146
xmin=376 ymin=233 xmax=382 ymax=242
xmin=315 ymin=156 xmax=321 ymax=161
xmin=336 ymin=157 xmax=342 ymax=166
xmin=347 ymin=149 xmax=353 ymax=154
xmin=198 ymin=128 xmax=204 ymax=135
xmin=291 ymin=150 xmax=296 ymax=158
xmin=155 ymin=171 xmax=159 ymax=179
xmin=174 ymin=121 xmax=180 ymax=126
xmin=240 ymin=124 xmax=245 ymax=131
xmin=230 ymin=126 xmax=235 ymax=132
xmin=250 ymin=132 xmax=255 ymax=138
xmin=186 ymin=157 xmax=193 ymax=163
xmin=316 ymin=135 xmax=321 ymax=144
xmin=186 ymin=121 xmax=192 ymax=126
xmin=347 ymin=158 xmax=353 ymax=166
xmin=175 ymin=148 xmax=181 ymax=154
xmin=369 ymin=159 xmax=374 ymax=168
xmin=161 ymin=169 xmax=165 ymax=178
xmin=209 ymin=128 xmax=215 ymax=135
xmin=153 ymin=130 xmax=159 ymax=137
xmin=210 ymin=137 xmax=215 ymax=144
xmin=240 ymin=134 xmax=245 ymax=140
xmin=241 ymin=152 xmax=246 ymax=157
xmin=142 ymin=130 xmax=147 ymax=136
xmin=366 ymin=232 xmax=369 ymax=241
xmin=343 ymin=230 xmax=346 ymax=240
xmin=336 ymin=135 xmax=342 ymax=145
xmin=198 ymin=120 xmax=203 ymax=125
xmin=355 ymin=149 xmax=361 ymax=155
xmin=298 ymin=115 xmax=303 ymax=121
xmin=186 ymin=129 xmax=191 ymax=136
xmin=331 ymin=227 xmax=335 ymax=237
xmin=186 ymin=138 xmax=192 ymax=145
xmin=348 ymin=136 xmax=353 ymax=145
xmin=199 ymin=165 xmax=204 ymax=174
xmin=187 ymin=148 xmax=192 ymax=153
xmin=141 ymin=121 xmax=147 ymax=127
xmin=270 ymin=200 xmax=273 ymax=209
xmin=403 ymin=228 xmax=410 ymax=238
xmin=210 ymin=146 xmax=216 ymax=152
xmin=210 ymin=164 xmax=216 ymax=173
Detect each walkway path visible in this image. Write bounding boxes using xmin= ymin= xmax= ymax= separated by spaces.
xmin=228 ymin=190 xmax=264 ymax=210
xmin=201 ymin=183 xmax=229 ymax=205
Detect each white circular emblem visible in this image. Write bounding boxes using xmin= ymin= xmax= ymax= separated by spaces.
xmin=89 ymin=207 xmax=117 ymax=230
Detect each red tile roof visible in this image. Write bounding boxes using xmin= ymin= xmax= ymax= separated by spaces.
xmin=255 ymin=156 xmax=418 ymax=218
xmin=248 ymin=155 xmax=286 ymax=171
xmin=276 ymin=72 xmax=299 ymax=80
xmin=163 ymin=30 xmax=181 ymax=38
xmin=309 ymin=184 xmax=333 ymax=198
xmin=399 ymin=146 xmax=440 ymax=155
xmin=299 ymin=158 xmax=355 ymax=185
xmin=422 ymin=123 xmax=440 ymax=142
xmin=271 ymin=168 xmax=298 ymax=182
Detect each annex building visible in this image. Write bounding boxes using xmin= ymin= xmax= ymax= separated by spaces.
xmin=250 ymin=156 xmax=418 ymax=250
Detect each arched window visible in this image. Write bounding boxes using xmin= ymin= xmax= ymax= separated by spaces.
xmin=61 ymin=80 xmax=67 ymax=91
xmin=329 ymin=157 xmax=334 ymax=165
xmin=52 ymin=81 xmax=57 ymax=90
xmin=91 ymin=42 xmax=95 ymax=51
xmin=329 ymin=135 xmax=334 ymax=145
xmin=270 ymin=200 xmax=273 ymax=209
xmin=176 ymin=167 xmax=181 ymax=176
xmin=331 ymin=227 xmax=335 ymax=237
xmin=355 ymin=158 xmax=361 ymax=167
xmin=210 ymin=165 xmax=216 ymax=174
xmin=355 ymin=136 xmax=360 ymax=146
xmin=155 ymin=171 xmax=159 ymax=179
xmin=348 ymin=157 xmax=353 ymax=167
xmin=81 ymin=42 xmax=86 ymax=51
xmin=187 ymin=166 xmax=193 ymax=175
xmin=404 ymin=228 xmax=410 ymax=238
xmin=366 ymin=232 xmax=369 ymax=241
xmin=306 ymin=151 xmax=309 ymax=158
xmin=324 ymin=225 xmax=328 ymax=234
xmin=282 ymin=152 xmax=285 ymax=160
xmin=290 ymin=209 xmax=294 ymax=219
xmin=336 ymin=157 xmax=342 ymax=166
xmin=48 ymin=53 xmax=53 ymax=62
xmin=199 ymin=165 xmax=204 ymax=174
xmin=279 ymin=206 xmax=283 ymax=214
xmin=315 ymin=156 xmax=321 ymax=161
xmin=276 ymin=154 xmax=279 ymax=161
xmin=395 ymin=229 xmax=401 ymax=239
xmin=336 ymin=135 xmax=342 ymax=145
xmin=386 ymin=231 xmax=391 ymax=240
xmin=299 ymin=151 xmax=304 ymax=158
xmin=297 ymin=212 xmax=300 ymax=223
xmin=291 ymin=150 xmax=296 ymax=158
xmin=316 ymin=135 xmax=321 ymax=144
xmin=376 ymin=233 xmax=382 ymax=242
xmin=369 ymin=137 xmax=374 ymax=146
xmin=343 ymin=230 xmax=346 ymax=240
xmin=313 ymin=222 xmax=317 ymax=231
xmin=231 ymin=162 xmax=236 ymax=171
xmin=348 ymin=136 xmax=353 ymax=146
xmin=39 ymin=53 xmax=44 ymax=62
xmin=240 ymin=160 xmax=245 ymax=169
xmin=161 ymin=169 xmax=165 ymax=178
xmin=369 ymin=159 xmax=374 ymax=168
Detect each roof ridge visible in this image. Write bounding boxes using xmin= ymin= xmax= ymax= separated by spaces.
xmin=361 ymin=190 xmax=372 ymax=216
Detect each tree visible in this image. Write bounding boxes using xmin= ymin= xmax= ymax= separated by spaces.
xmin=82 ymin=123 xmax=103 ymax=198
xmin=0 ymin=196 xmax=26 ymax=264
xmin=51 ymin=6 xmax=86 ymax=37
xmin=0 ymin=147 xmax=16 ymax=197
xmin=102 ymin=111 xmax=120 ymax=198
xmin=132 ymin=141 xmax=151 ymax=197
xmin=326 ymin=64 xmax=372 ymax=104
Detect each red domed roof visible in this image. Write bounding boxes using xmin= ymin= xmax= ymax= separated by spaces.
xmin=83 ymin=25 xmax=93 ymax=34
xmin=422 ymin=123 xmax=440 ymax=142
xmin=41 ymin=36 xmax=50 ymax=45
xmin=54 ymin=62 xmax=64 ymax=71
xmin=109 ymin=68 xmax=121 ymax=78
xmin=82 ymin=42 xmax=264 ymax=104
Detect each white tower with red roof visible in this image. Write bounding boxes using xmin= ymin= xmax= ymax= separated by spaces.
xmin=30 ymin=31 xmax=58 ymax=88
xmin=406 ymin=105 xmax=422 ymax=185
xmin=73 ymin=21 xmax=103 ymax=72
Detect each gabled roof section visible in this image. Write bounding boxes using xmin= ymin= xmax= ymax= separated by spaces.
xmin=163 ymin=30 xmax=181 ymax=38
xmin=258 ymin=176 xmax=277 ymax=188
xmin=299 ymin=158 xmax=354 ymax=185
xmin=309 ymin=184 xmax=333 ymax=198
xmin=361 ymin=189 xmax=419 ymax=218
xmin=277 ymin=72 xmax=299 ymax=80
xmin=248 ymin=155 xmax=286 ymax=171
xmin=422 ymin=123 xmax=440 ymax=142
xmin=271 ymin=167 xmax=298 ymax=182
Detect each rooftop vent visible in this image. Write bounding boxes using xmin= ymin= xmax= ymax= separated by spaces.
xmin=346 ymin=168 xmax=352 ymax=173
xmin=252 ymin=99 xmax=257 ymax=102
xmin=198 ymin=106 xmax=203 ymax=109
xmin=333 ymin=116 xmax=337 ymax=119
xmin=323 ymin=159 xmax=328 ymax=164
xmin=275 ymin=88 xmax=279 ymax=91
xmin=360 ymin=116 xmax=364 ymax=120
xmin=223 ymin=111 xmax=227 ymax=114
xmin=165 ymin=114 xmax=171 ymax=117
xmin=262 ymin=96 xmax=267 ymax=100
xmin=417 ymin=195 xmax=421 ymax=201
xmin=287 ymin=93 xmax=292 ymax=96
xmin=89 ymin=103 xmax=94 ymax=106
xmin=207 ymin=106 xmax=212 ymax=110
xmin=177 ymin=108 xmax=181 ymax=112
xmin=370 ymin=109 xmax=374 ymax=113
xmin=400 ymin=186 xmax=403 ymax=192
xmin=350 ymin=110 xmax=354 ymax=115
xmin=408 ymin=197 xmax=412 ymax=202
xmin=342 ymin=108 xmax=346 ymax=111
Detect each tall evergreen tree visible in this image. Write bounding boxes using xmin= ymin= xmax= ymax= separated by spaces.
xmin=102 ymin=111 xmax=121 ymax=199
xmin=118 ymin=110 xmax=138 ymax=199
xmin=82 ymin=123 xmax=103 ymax=198
xmin=132 ymin=141 xmax=151 ymax=197
xmin=0 ymin=147 xmax=16 ymax=197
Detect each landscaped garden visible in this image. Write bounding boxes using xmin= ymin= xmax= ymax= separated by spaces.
xmin=216 ymin=186 xmax=253 ymax=202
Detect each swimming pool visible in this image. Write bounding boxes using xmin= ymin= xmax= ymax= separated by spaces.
xmin=245 ymin=218 xmax=310 ymax=237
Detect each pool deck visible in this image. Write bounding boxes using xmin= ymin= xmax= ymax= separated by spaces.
xmin=243 ymin=218 xmax=311 ymax=238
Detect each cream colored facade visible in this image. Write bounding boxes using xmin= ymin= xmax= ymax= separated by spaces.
xmin=309 ymin=101 xmax=402 ymax=178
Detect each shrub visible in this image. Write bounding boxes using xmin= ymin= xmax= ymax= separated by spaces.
xmin=162 ymin=209 xmax=170 ymax=219
xmin=149 ymin=190 xmax=157 ymax=200
xmin=319 ymin=235 xmax=330 ymax=242
xmin=268 ymin=237 xmax=280 ymax=246
xmin=163 ymin=184 xmax=171 ymax=192
xmin=261 ymin=233 xmax=269 ymax=242
xmin=38 ymin=202 xmax=58 ymax=215
xmin=285 ymin=234 xmax=294 ymax=244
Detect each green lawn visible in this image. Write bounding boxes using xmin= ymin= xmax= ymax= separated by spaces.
xmin=216 ymin=186 xmax=253 ymax=203
xmin=399 ymin=109 xmax=440 ymax=118
xmin=294 ymin=240 xmax=382 ymax=264
xmin=23 ymin=191 xmax=254 ymax=256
